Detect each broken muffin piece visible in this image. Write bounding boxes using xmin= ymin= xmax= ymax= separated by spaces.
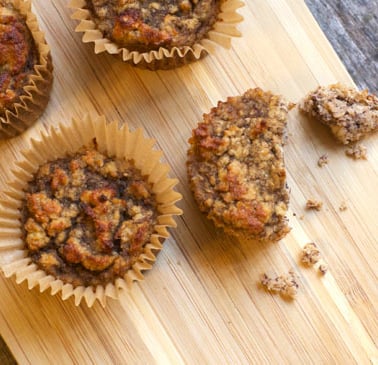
xmin=345 ymin=144 xmax=367 ymax=160
xmin=187 ymin=88 xmax=291 ymax=242
xmin=299 ymin=83 xmax=378 ymax=144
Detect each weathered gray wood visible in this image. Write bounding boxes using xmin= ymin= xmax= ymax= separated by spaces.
xmin=305 ymin=0 xmax=378 ymax=93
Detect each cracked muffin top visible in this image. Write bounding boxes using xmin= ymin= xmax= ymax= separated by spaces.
xmin=84 ymin=0 xmax=221 ymax=52
xmin=187 ymin=88 xmax=291 ymax=242
xmin=21 ymin=143 xmax=159 ymax=287
xmin=0 ymin=0 xmax=39 ymax=114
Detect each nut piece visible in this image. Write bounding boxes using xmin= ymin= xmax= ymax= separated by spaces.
xmin=306 ymin=199 xmax=323 ymax=211
xmin=299 ymin=83 xmax=378 ymax=144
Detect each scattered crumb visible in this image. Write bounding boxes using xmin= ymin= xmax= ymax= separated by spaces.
xmin=293 ymin=212 xmax=297 ymax=216
xmin=339 ymin=201 xmax=347 ymax=211
xmin=306 ymin=199 xmax=323 ymax=211
xmin=299 ymin=215 xmax=304 ymax=220
xmin=300 ymin=242 xmax=321 ymax=265
xmin=345 ymin=144 xmax=367 ymax=160
xmin=260 ymin=268 xmax=299 ymax=299
xmin=317 ymin=153 xmax=329 ymax=167
xmin=318 ymin=263 xmax=328 ymax=275
xmin=300 ymin=243 xmax=328 ymax=275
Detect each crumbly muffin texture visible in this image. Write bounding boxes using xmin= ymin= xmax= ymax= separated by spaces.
xmin=187 ymin=88 xmax=291 ymax=242
xmin=85 ymin=0 xmax=221 ymax=52
xmin=0 ymin=1 xmax=38 ymax=114
xmin=300 ymin=83 xmax=378 ymax=144
xmin=22 ymin=144 xmax=158 ymax=287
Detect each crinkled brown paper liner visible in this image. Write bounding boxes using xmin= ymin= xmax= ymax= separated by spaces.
xmin=0 ymin=0 xmax=53 ymax=138
xmin=69 ymin=0 xmax=244 ymax=70
xmin=0 ymin=115 xmax=183 ymax=307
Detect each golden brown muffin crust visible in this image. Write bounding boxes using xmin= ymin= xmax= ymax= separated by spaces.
xmin=0 ymin=1 xmax=38 ymax=114
xmin=187 ymin=88 xmax=291 ymax=242
xmin=22 ymin=143 xmax=158 ymax=287
xmin=85 ymin=0 xmax=221 ymax=51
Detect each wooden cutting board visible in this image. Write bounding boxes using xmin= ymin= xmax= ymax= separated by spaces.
xmin=0 ymin=0 xmax=377 ymax=363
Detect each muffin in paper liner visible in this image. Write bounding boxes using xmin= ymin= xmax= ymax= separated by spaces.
xmin=0 ymin=115 xmax=183 ymax=307
xmin=68 ymin=0 xmax=244 ymax=70
xmin=0 ymin=0 xmax=53 ymax=138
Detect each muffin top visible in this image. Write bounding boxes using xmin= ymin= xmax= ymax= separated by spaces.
xmin=22 ymin=143 xmax=159 ymax=287
xmin=85 ymin=0 xmax=221 ymax=52
xmin=187 ymin=88 xmax=290 ymax=241
xmin=0 ymin=1 xmax=38 ymax=114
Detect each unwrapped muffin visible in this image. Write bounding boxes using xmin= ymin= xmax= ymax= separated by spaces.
xmin=69 ymin=0 xmax=244 ymax=69
xmin=187 ymin=88 xmax=291 ymax=242
xmin=0 ymin=0 xmax=53 ymax=138
xmin=0 ymin=115 xmax=182 ymax=307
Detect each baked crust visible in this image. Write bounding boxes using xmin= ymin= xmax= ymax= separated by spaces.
xmin=300 ymin=83 xmax=378 ymax=144
xmin=85 ymin=0 xmax=221 ymax=52
xmin=22 ymin=145 xmax=158 ymax=287
xmin=0 ymin=0 xmax=53 ymax=138
xmin=187 ymin=88 xmax=291 ymax=242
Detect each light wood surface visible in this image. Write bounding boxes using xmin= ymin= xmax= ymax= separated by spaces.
xmin=1 ymin=0 xmax=377 ymax=364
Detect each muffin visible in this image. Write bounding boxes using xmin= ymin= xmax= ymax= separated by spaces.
xmin=0 ymin=115 xmax=182 ymax=307
xmin=187 ymin=88 xmax=291 ymax=242
xmin=69 ymin=0 xmax=244 ymax=70
xmin=0 ymin=0 xmax=53 ymax=138
xmin=300 ymin=83 xmax=378 ymax=144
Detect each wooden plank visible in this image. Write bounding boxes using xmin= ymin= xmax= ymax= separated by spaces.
xmin=0 ymin=0 xmax=377 ymax=364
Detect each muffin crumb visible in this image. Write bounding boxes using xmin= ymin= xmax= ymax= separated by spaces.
xmin=339 ymin=201 xmax=347 ymax=211
xmin=260 ymin=268 xmax=299 ymax=299
xmin=300 ymin=242 xmax=328 ymax=275
xmin=317 ymin=153 xmax=329 ymax=167
xmin=306 ymin=199 xmax=323 ymax=211
xmin=345 ymin=144 xmax=367 ymax=160
xmin=318 ymin=263 xmax=328 ymax=275
xmin=300 ymin=242 xmax=321 ymax=265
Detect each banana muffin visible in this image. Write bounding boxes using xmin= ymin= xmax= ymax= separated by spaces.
xmin=84 ymin=0 xmax=221 ymax=52
xmin=0 ymin=0 xmax=53 ymax=138
xmin=22 ymin=142 xmax=159 ymax=287
xmin=187 ymin=88 xmax=291 ymax=242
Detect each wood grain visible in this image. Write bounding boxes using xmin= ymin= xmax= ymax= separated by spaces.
xmin=0 ymin=0 xmax=377 ymax=364
xmin=305 ymin=0 xmax=378 ymax=93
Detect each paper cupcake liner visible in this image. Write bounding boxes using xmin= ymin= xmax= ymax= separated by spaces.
xmin=0 ymin=115 xmax=183 ymax=307
xmin=69 ymin=0 xmax=244 ymax=70
xmin=0 ymin=0 xmax=53 ymax=139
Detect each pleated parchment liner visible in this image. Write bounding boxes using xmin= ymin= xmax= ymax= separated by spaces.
xmin=69 ymin=0 xmax=244 ymax=70
xmin=0 ymin=0 xmax=53 ymax=139
xmin=0 ymin=115 xmax=183 ymax=307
